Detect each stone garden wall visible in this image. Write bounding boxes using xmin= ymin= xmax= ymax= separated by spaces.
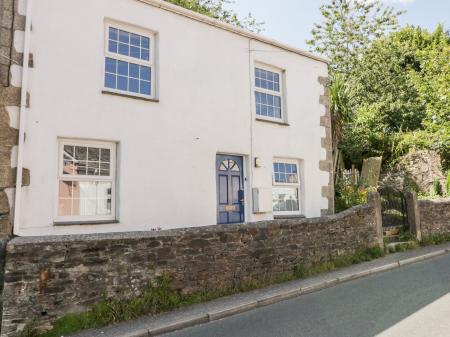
xmin=418 ymin=199 xmax=450 ymax=237
xmin=0 ymin=194 xmax=383 ymax=336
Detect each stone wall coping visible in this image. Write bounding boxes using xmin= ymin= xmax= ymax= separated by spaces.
xmin=418 ymin=198 xmax=450 ymax=205
xmin=8 ymin=204 xmax=372 ymax=247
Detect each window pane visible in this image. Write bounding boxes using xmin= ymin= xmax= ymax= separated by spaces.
xmin=64 ymin=145 xmax=74 ymax=158
xmin=130 ymin=46 xmax=140 ymax=59
xmin=141 ymin=49 xmax=150 ymax=61
xmin=108 ymin=27 xmax=151 ymax=61
xmin=66 ymin=181 xmax=112 ymax=217
xmin=105 ymin=58 xmax=117 ymax=74
xmin=109 ymin=27 xmax=118 ymax=41
xmin=88 ymin=147 xmax=99 ymax=161
xmin=105 ymin=73 xmax=116 ymax=89
xmin=63 ymin=160 xmax=74 ymax=175
xmin=255 ymin=67 xmax=281 ymax=93
xmin=100 ymin=148 xmax=110 ymax=162
xmin=140 ymin=66 xmax=151 ymax=80
xmin=130 ymin=33 xmax=140 ymax=46
xmin=117 ymin=60 xmax=128 ymax=76
xmin=274 ymin=162 xmax=299 ymax=183
xmin=87 ymin=162 xmax=99 ymax=176
xmin=58 ymin=181 xmax=74 ymax=216
xmin=119 ymin=30 xmax=129 ymax=43
xmin=141 ymin=36 xmax=150 ymax=49
xmin=129 ymin=63 xmax=139 ymax=78
xmin=117 ymin=76 xmax=128 ymax=91
xmin=108 ymin=40 xmax=118 ymax=53
xmin=255 ymin=92 xmax=282 ymax=119
xmin=129 ymin=78 xmax=139 ymax=93
xmin=75 ymin=146 xmax=87 ymax=160
xmin=272 ymin=187 xmax=299 ymax=213
xmin=76 ymin=161 xmax=87 ymax=176
xmin=118 ymin=43 xmax=129 ymax=56
xmin=140 ymin=80 xmax=151 ymax=95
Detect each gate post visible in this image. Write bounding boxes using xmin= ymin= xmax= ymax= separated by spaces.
xmin=405 ymin=191 xmax=421 ymax=241
xmin=368 ymin=192 xmax=384 ymax=249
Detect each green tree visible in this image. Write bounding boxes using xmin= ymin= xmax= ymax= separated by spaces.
xmin=165 ymin=0 xmax=263 ymax=32
xmin=408 ymin=25 xmax=450 ymax=167
xmin=307 ymin=0 xmax=402 ymax=74
xmin=340 ymin=25 xmax=450 ymax=168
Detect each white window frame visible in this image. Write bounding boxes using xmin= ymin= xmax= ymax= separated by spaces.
xmin=272 ymin=158 xmax=301 ymax=216
xmin=103 ymin=20 xmax=156 ymax=99
xmin=254 ymin=63 xmax=285 ymax=123
xmin=55 ymin=139 xmax=117 ymax=223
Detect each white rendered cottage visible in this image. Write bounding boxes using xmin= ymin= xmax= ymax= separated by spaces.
xmin=9 ymin=0 xmax=333 ymax=236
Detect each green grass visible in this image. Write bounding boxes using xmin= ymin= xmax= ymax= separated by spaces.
xmin=420 ymin=233 xmax=450 ymax=246
xmin=293 ymin=246 xmax=385 ymax=279
xmin=20 ymin=246 xmax=385 ymax=337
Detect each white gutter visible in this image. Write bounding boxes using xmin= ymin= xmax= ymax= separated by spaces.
xmin=137 ymin=0 xmax=330 ymax=64
xmin=13 ymin=0 xmax=33 ymax=236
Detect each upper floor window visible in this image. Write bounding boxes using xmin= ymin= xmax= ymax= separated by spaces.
xmin=56 ymin=140 xmax=116 ymax=223
xmin=254 ymin=66 xmax=283 ymax=120
xmin=104 ymin=23 xmax=154 ymax=98
xmin=272 ymin=160 xmax=301 ymax=216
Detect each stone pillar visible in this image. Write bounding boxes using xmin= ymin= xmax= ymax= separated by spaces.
xmin=318 ymin=76 xmax=334 ymax=215
xmin=368 ymin=192 xmax=384 ymax=249
xmin=405 ymin=191 xmax=421 ymax=241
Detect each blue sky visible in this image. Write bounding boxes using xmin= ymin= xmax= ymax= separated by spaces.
xmin=229 ymin=0 xmax=450 ymax=50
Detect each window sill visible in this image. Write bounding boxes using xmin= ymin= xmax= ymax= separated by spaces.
xmin=274 ymin=214 xmax=305 ymax=220
xmin=54 ymin=220 xmax=119 ymax=226
xmin=256 ymin=117 xmax=289 ymax=126
xmin=102 ymin=90 xmax=159 ymax=103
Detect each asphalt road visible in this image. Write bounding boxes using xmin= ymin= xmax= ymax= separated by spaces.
xmin=162 ymin=253 xmax=450 ymax=337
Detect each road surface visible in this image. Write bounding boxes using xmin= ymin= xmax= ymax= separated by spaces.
xmin=162 ymin=253 xmax=450 ymax=337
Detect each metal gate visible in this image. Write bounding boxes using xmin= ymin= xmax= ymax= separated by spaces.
xmin=379 ymin=187 xmax=407 ymax=228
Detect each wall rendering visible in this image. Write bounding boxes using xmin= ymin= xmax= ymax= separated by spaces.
xmin=12 ymin=0 xmax=330 ymax=236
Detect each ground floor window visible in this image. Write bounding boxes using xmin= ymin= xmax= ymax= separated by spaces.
xmin=56 ymin=140 xmax=116 ymax=222
xmin=272 ymin=160 xmax=301 ymax=215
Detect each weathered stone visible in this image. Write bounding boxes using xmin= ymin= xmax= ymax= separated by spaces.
xmin=0 ymin=167 xmax=29 ymax=189
xmin=397 ymin=150 xmax=446 ymax=193
xmin=319 ymin=160 xmax=332 ymax=173
xmin=418 ymin=198 xmax=450 ymax=238
xmin=0 ymin=190 xmax=9 ymax=214
xmin=360 ymin=157 xmax=382 ymax=187
xmin=0 ymin=216 xmax=11 ymax=235
xmin=0 ymin=200 xmax=384 ymax=336
xmin=318 ymin=75 xmax=334 ymax=215
xmin=405 ymin=191 xmax=421 ymax=241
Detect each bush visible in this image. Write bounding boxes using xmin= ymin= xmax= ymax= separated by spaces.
xmin=335 ymin=178 xmax=373 ymax=212
xmin=446 ymin=171 xmax=450 ymax=196
xmin=432 ymin=178 xmax=443 ymax=196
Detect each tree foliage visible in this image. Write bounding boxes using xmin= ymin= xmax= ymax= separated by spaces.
xmin=340 ymin=25 xmax=450 ymax=168
xmin=165 ymin=0 xmax=264 ymax=32
xmin=307 ymin=0 xmax=402 ymax=74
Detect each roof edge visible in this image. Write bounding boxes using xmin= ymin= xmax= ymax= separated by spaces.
xmin=136 ymin=0 xmax=330 ymax=64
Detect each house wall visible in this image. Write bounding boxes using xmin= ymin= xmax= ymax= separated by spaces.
xmin=13 ymin=0 xmax=330 ymax=236
xmin=1 ymin=194 xmax=382 ymax=336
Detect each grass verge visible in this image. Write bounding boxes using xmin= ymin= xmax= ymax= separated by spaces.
xmin=21 ymin=246 xmax=384 ymax=337
xmin=420 ymin=233 xmax=450 ymax=246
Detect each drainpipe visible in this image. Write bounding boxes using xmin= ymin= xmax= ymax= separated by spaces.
xmin=13 ymin=0 xmax=33 ymax=236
